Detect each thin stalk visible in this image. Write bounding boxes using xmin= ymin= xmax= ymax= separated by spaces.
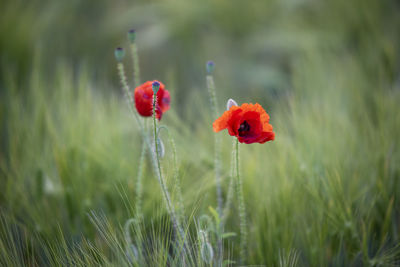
xmin=117 ymin=62 xmax=144 ymax=130
xmin=206 ymin=74 xmax=223 ymax=216
xmin=235 ymin=139 xmax=247 ymax=264
xmin=222 ymin=138 xmax=237 ymax=225
xmin=118 ymin=59 xmax=189 ymax=263
xmin=152 ymin=93 xmax=188 ymax=259
xmin=206 ymin=73 xmax=223 ymax=266
xmin=130 ymin=42 xmax=140 ymax=87
xmin=128 ymin=39 xmax=146 ymax=222
xmin=135 ymin=142 xmax=146 ymax=220
xmin=117 ymin=61 xmax=147 ymax=265
xmin=157 ymin=126 xmax=185 ymax=223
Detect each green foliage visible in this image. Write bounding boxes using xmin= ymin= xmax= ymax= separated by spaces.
xmin=1 ymin=0 xmax=400 ymax=266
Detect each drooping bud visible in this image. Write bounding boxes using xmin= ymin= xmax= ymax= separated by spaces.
xmin=201 ymin=242 xmax=214 ymax=264
xmin=114 ymin=47 xmax=125 ymax=62
xmin=152 ymin=137 xmax=165 ymax=158
xmin=199 ymin=230 xmax=214 ymax=264
xmin=206 ymin=61 xmax=215 ymax=74
xmin=152 ymin=81 xmax=160 ymax=94
xmin=126 ymin=243 xmax=139 ymax=264
xmin=226 ymin=98 xmax=238 ymax=110
xmin=127 ymin=29 xmax=136 ymax=43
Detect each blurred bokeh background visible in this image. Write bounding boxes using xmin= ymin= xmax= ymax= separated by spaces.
xmin=1 ymin=0 xmax=400 ymax=265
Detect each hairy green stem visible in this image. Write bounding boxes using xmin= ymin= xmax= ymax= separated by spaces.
xmin=152 ymin=94 xmax=188 ymax=259
xmin=117 ymin=62 xmax=144 ymax=130
xmin=117 ymin=61 xmax=148 ymax=264
xmin=206 ymin=74 xmax=223 ymax=266
xmin=157 ymin=126 xmax=185 ymax=222
xmin=118 ymin=60 xmax=188 ymax=263
xmin=235 ymin=139 xmax=247 ymax=264
xmin=135 ymin=142 xmax=146 ymax=220
xmin=206 ymin=75 xmax=223 ymax=217
xmin=222 ymin=138 xmax=237 ymax=225
xmin=129 ymin=43 xmax=140 ymax=87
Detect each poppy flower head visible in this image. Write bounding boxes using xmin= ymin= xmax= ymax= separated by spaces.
xmin=213 ymin=102 xmax=275 ymax=144
xmin=134 ymin=80 xmax=170 ymax=120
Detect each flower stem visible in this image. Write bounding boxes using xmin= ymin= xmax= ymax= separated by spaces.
xmin=152 ymin=94 xmax=187 ymax=258
xmin=157 ymin=126 xmax=185 ymax=223
xmin=235 ymin=139 xmax=247 ymax=264
xmin=206 ymin=74 xmax=223 ymax=216
xmin=222 ymin=138 xmax=237 ymax=225
xmin=206 ymin=72 xmax=223 ymax=266
xmin=129 ymin=42 xmax=140 ymax=87
xmin=135 ymin=141 xmax=146 ymax=220
xmin=117 ymin=62 xmax=144 ymax=130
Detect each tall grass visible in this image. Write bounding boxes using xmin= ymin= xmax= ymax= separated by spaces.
xmin=1 ymin=0 xmax=400 ymax=265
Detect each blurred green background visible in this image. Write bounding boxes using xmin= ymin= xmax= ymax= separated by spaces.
xmin=1 ymin=0 xmax=400 ymax=266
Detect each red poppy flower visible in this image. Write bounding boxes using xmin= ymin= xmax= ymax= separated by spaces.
xmin=213 ymin=103 xmax=275 ymax=144
xmin=134 ymin=80 xmax=170 ymax=120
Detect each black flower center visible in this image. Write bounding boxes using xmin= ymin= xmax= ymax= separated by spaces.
xmin=238 ymin=121 xmax=250 ymax=136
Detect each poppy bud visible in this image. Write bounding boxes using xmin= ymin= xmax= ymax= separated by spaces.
xmin=199 ymin=230 xmax=214 ymax=264
xmin=114 ymin=47 xmax=125 ymax=62
xmin=127 ymin=29 xmax=136 ymax=43
xmin=152 ymin=137 xmax=165 ymax=158
xmin=152 ymin=81 xmax=160 ymax=94
xmin=206 ymin=61 xmax=215 ymax=74
xmin=226 ymin=98 xmax=238 ymax=110
xmin=125 ymin=244 xmax=139 ymax=264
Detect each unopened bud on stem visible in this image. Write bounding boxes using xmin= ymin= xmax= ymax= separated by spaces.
xmin=114 ymin=47 xmax=125 ymax=62
xmin=128 ymin=29 xmax=136 ymax=43
xmin=206 ymin=61 xmax=215 ymax=74
xmin=152 ymin=81 xmax=160 ymax=94
xmin=226 ymin=98 xmax=238 ymax=110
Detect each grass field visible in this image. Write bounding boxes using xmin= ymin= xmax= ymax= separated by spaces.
xmin=1 ymin=0 xmax=400 ymax=266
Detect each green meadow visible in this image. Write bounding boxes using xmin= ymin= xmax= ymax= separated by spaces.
xmin=1 ymin=0 xmax=400 ymax=266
